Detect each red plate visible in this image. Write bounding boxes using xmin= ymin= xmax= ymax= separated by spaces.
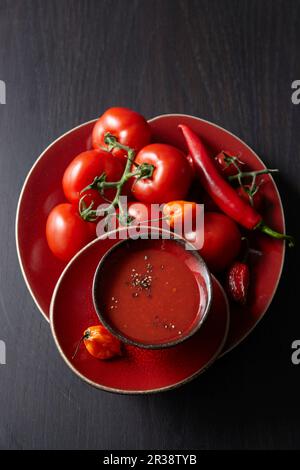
xmin=50 ymin=234 xmax=229 ymax=393
xmin=150 ymin=115 xmax=285 ymax=354
xmin=16 ymin=114 xmax=285 ymax=354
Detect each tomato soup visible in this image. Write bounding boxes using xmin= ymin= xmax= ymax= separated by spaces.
xmin=93 ymin=238 xmax=206 ymax=346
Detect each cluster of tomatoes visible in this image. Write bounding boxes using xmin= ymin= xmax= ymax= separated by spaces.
xmin=46 ymin=107 xmax=293 ymax=360
xmin=46 ymin=107 xmax=246 ymax=277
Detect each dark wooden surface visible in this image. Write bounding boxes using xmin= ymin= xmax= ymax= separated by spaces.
xmin=0 ymin=0 xmax=300 ymax=450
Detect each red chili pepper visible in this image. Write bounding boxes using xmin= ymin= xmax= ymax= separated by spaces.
xmin=227 ymin=261 xmax=250 ymax=304
xmin=178 ymin=125 xmax=294 ymax=247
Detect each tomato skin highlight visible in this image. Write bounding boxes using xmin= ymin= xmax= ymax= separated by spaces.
xmin=132 ymin=144 xmax=192 ymax=204
xmin=46 ymin=203 xmax=96 ymax=261
xmin=62 ymin=149 xmax=125 ymax=208
xmin=92 ymin=107 xmax=151 ymax=159
xmin=199 ymin=212 xmax=241 ymax=273
xmin=83 ymin=325 xmax=122 ymax=360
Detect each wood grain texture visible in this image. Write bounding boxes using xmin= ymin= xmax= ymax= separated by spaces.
xmin=0 ymin=0 xmax=300 ymax=450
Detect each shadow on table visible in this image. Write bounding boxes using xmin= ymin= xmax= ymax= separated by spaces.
xmin=147 ymin=172 xmax=300 ymax=449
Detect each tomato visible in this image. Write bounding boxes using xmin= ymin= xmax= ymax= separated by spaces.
xmin=132 ymin=144 xmax=192 ymax=204
xmin=62 ymin=149 xmax=125 ymax=208
xmin=46 ymin=203 xmax=96 ymax=261
xmin=199 ymin=212 xmax=241 ymax=272
xmin=163 ymin=205 xmax=241 ymax=271
xmin=236 ymin=185 xmax=263 ymax=211
xmin=82 ymin=325 xmax=122 ymax=360
xmin=163 ymin=201 xmax=197 ymax=229
xmin=92 ymin=107 xmax=151 ymax=159
xmin=214 ymin=150 xmax=242 ymax=177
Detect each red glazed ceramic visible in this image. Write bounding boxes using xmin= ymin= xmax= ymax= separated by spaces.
xmin=50 ymin=234 xmax=229 ymax=393
xmin=92 ymin=228 xmax=213 ymax=349
xmin=16 ymin=120 xmax=96 ymax=320
xmin=150 ymin=115 xmax=285 ymax=354
xmin=16 ymin=114 xmax=285 ymax=354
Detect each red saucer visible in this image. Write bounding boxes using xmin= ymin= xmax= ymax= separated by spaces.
xmin=50 ymin=235 xmax=229 ymax=393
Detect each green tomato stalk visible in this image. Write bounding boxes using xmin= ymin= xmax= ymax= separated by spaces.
xmin=79 ymin=133 xmax=154 ymax=223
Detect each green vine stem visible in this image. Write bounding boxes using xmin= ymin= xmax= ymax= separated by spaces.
xmin=79 ymin=196 xmax=98 ymax=222
xmin=228 ymin=168 xmax=279 ymax=183
xmin=226 ymin=157 xmax=279 ymax=207
xmin=222 ymin=153 xmax=245 ymax=174
xmin=225 ymin=157 xmax=294 ymax=246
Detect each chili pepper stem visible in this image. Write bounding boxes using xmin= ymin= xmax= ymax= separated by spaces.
xmin=257 ymin=222 xmax=295 ymax=247
xmin=72 ymin=332 xmax=90 ymax=360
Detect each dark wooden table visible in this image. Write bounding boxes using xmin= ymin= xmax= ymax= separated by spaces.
xmin=0 ymin=0 xmax=300 ymax=450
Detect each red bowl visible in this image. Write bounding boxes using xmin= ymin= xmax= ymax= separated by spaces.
xmin=16 ymin=114 xmax=285 ymax=354
xmin=50 ymin=234 xmax=230 ymax=393
xmin=92 ymin=227 xmax=213 ymax=349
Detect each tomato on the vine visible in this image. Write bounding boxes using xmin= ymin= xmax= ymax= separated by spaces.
xmin=46 ymin=203 xmax=96 ymax=261
xmin=92 ymin=107 xmax=151 ymax=159
xmin=132 ymin=144 xmax=192 ymax=204
xmin=62 ymin=149 xmax=125 ymax=208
